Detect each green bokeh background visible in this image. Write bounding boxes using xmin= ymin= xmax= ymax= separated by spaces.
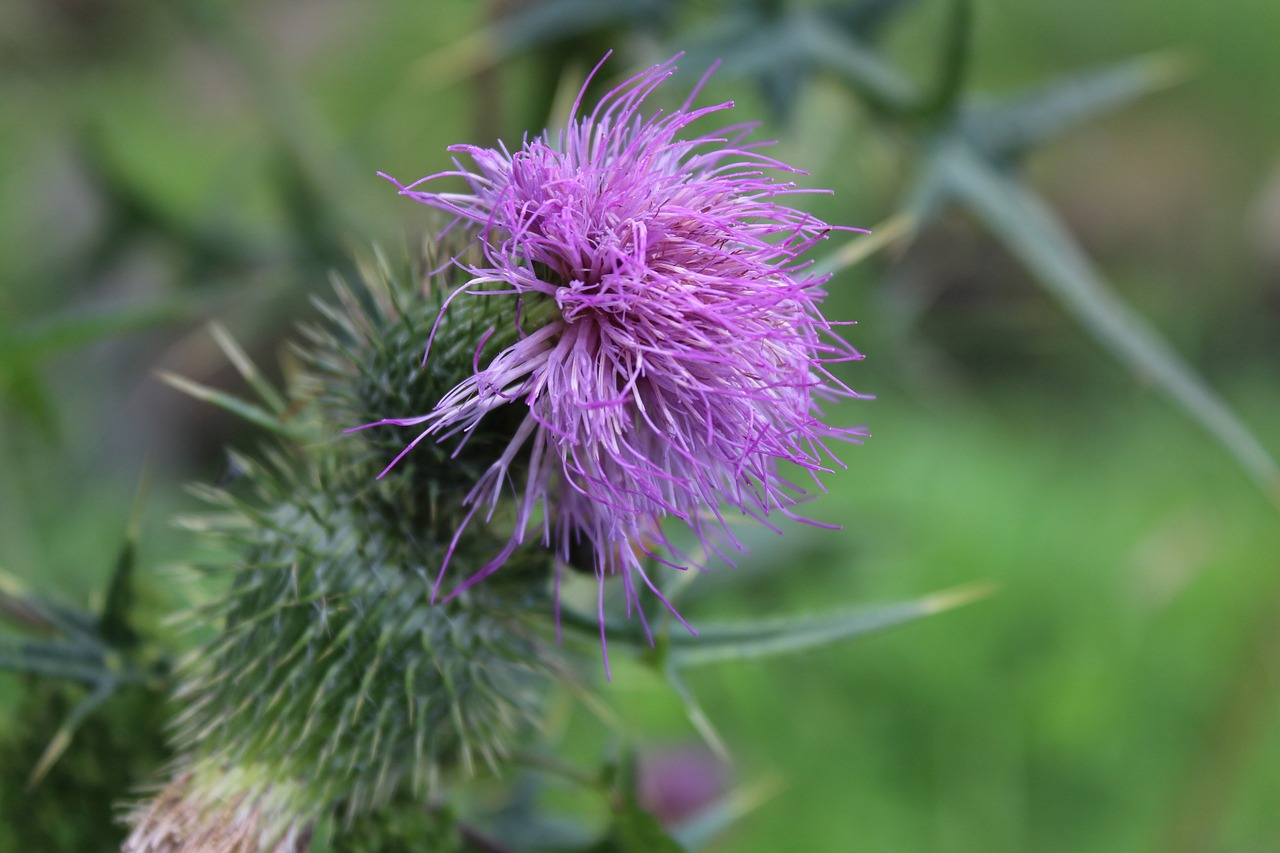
xmin=1 ymin=1 xmax=1278 ymax=851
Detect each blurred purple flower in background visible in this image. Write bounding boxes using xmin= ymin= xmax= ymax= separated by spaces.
xmin=358 ymin=54 xmax=868 ymax=666
xmin=637 ymin=744 xmax=730 ymax=828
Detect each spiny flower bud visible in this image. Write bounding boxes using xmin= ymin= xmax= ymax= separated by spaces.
xmin=306 ymin=240 xmax=539 ymax=529
xmin=126 ymin=245 xmax=563 ymax=852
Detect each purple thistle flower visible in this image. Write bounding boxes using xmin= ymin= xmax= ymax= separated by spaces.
xmin=356 ymin=54 xmax=869 ymax=672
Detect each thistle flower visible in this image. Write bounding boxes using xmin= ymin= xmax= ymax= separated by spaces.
xmin=359 ymin=54 xmax=868 ymax=665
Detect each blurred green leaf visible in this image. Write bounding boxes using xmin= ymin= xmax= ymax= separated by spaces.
xmin=559 ymin=584 xmax=988 ymax=664
xmin=0 ymin=469 xmax=170 ymax=789
xmin=917 ymin=0 xmax=972 ymax=121
xmin=0 ymin=362 xmax=59 ymax=438
xmin=0 ymin=675 xmax=170 ymax=851
xmin=546 ymin=750 xmax=688 ymax=851
xmin=805 ymin=15 xmax=917 ymax=114
xmin=959 ymin=53 xmax=1191 ymax=162
xmin=0 ymin=292 xmax=225 ymax=363
xmin=821 ymin=0 xmax=918 ymax=37
xmin=493 ymin=0 xmax=671 ymax=55
xmin=667 ymin=584 xmax=991 ymax=668
xmin=678 ymin=7 xmax=815 ymax=121
xmin=592 ymin=800 xmax=687 ymax=853
xmin=78 ymin=126 xmax=254 ymax=277
xmin=672 ymin=777 xmax=783 ymax=851
xmin=681 ymin=0 xmax=917 ymax=119
xmin=932 ymin=139 xmax=1280 ymax=498
xmin=811 ymin=210 xmax=918 ymax=278
xmin=175 ymin=0 xmax=375 ymax=243
xmin=0 ymin=573 xmax=100 ymax=647
xmin=0 ymin=571 xmax=57 ymax=634
xmin=25 ymin=680 xmax=115 ymax=789
xmin=0 ymin=641 xmax=118 ymax=685
xmin=311 ymin=798 xmax=464 ymax=852
xmin=96 ymin=465 xmax=150 ymax=649
xmin=665 ymin=668 xmax=729 ymax=763
xmin=584 ymin=755 xmax=687 ymax=853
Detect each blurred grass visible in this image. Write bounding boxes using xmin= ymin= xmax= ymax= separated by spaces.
xmin=2 ymin=0 xmax=1279 ymax=850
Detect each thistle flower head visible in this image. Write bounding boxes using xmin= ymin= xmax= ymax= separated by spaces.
xmin=361 ymin=54 xmax=868 ymax=666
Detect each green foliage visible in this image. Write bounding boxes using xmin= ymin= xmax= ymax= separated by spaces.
xmin=586 ymin=753 xmax=687 ymax=853
xmin=0 ymin=472 xmax=171 ymax=795
xmin=0 ymin=678 xmax=170 ymax=853
xmin=318 ymin=800 xmax=463 ymax=853
xmin=585 ymin=800 xmax=686 ymax=853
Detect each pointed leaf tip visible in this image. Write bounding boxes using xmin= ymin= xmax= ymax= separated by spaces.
xmin=209 ymin=321 xmax=288 ymax=414
xmin=98 ymin=464 xmax=151 ymax=646
xmin=813 ymin=211 xmax=918 ymax=277
xmin=156 ymin=371 xmax=299 ymax=439
xmin=1138 ymin=49 xmax=1198 ymax=91
xmin=668 ymin=585 xmax=991 ymax=668
xmin=922 ymin=581 xmax=998 ymax=615
xmin=26 ymin=680 xmax=115 ymax=790
xmin=674 ymin=775 xmax=786 ymax=851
